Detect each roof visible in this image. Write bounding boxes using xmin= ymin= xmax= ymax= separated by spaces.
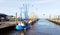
xmin=0 ymin=13 xmax=7 ymax=17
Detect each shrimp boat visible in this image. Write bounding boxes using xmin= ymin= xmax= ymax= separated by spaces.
xmin=16 ymin=21 xmax=30 ymax=30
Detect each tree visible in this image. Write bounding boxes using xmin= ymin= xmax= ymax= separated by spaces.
xmin=29 ymin=12 xmax=38 ymax=20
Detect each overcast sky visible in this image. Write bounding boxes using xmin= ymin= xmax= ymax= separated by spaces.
xmin=0 ymin=0 xmax=60 ymax=18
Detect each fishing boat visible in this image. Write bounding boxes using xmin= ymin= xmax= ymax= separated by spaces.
xmin=16 ymin=22 xmax=25 ymax=30
xmin=16 ymin=25 xmax=24 ymax=30
xmin=16 ymin=21 xmax=30 ymax=30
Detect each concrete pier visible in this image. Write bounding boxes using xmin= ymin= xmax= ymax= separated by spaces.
xmin=0 ymin=22 xmax=16 ymax=29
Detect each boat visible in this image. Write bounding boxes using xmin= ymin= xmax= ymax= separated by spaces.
xmin=25 ymin=24 xmax=30 ymax=30
xmin=16 ymin=21 xmax=30 ymax=30
xmin=16 ymin=25 xmax=24 ymax=30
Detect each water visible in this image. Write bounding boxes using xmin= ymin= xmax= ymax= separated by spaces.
xmin=0 ymin=19 xmax=60 ymax=35
xmin=31 ymin=19 xmax=60 ymax=35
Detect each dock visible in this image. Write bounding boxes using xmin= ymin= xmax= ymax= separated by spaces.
xmin=0 ymin=22 xmax=16 ymax=29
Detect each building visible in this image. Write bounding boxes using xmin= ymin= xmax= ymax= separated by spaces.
xmin=0 ymin=13 xmax=13 ymax=21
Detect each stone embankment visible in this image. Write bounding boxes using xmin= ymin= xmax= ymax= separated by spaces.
xmin=48 ymin=19 xmax=60 ymax=25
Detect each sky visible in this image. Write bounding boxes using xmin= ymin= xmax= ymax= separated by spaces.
xmin=0 ymin=0 xmax=60 ymax=18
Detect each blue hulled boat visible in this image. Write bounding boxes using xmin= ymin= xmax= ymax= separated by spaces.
xmin=16 ymin=25 xmax=24 ymax=30
xmin=15 ymin=22 xmax=30 ymax=30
